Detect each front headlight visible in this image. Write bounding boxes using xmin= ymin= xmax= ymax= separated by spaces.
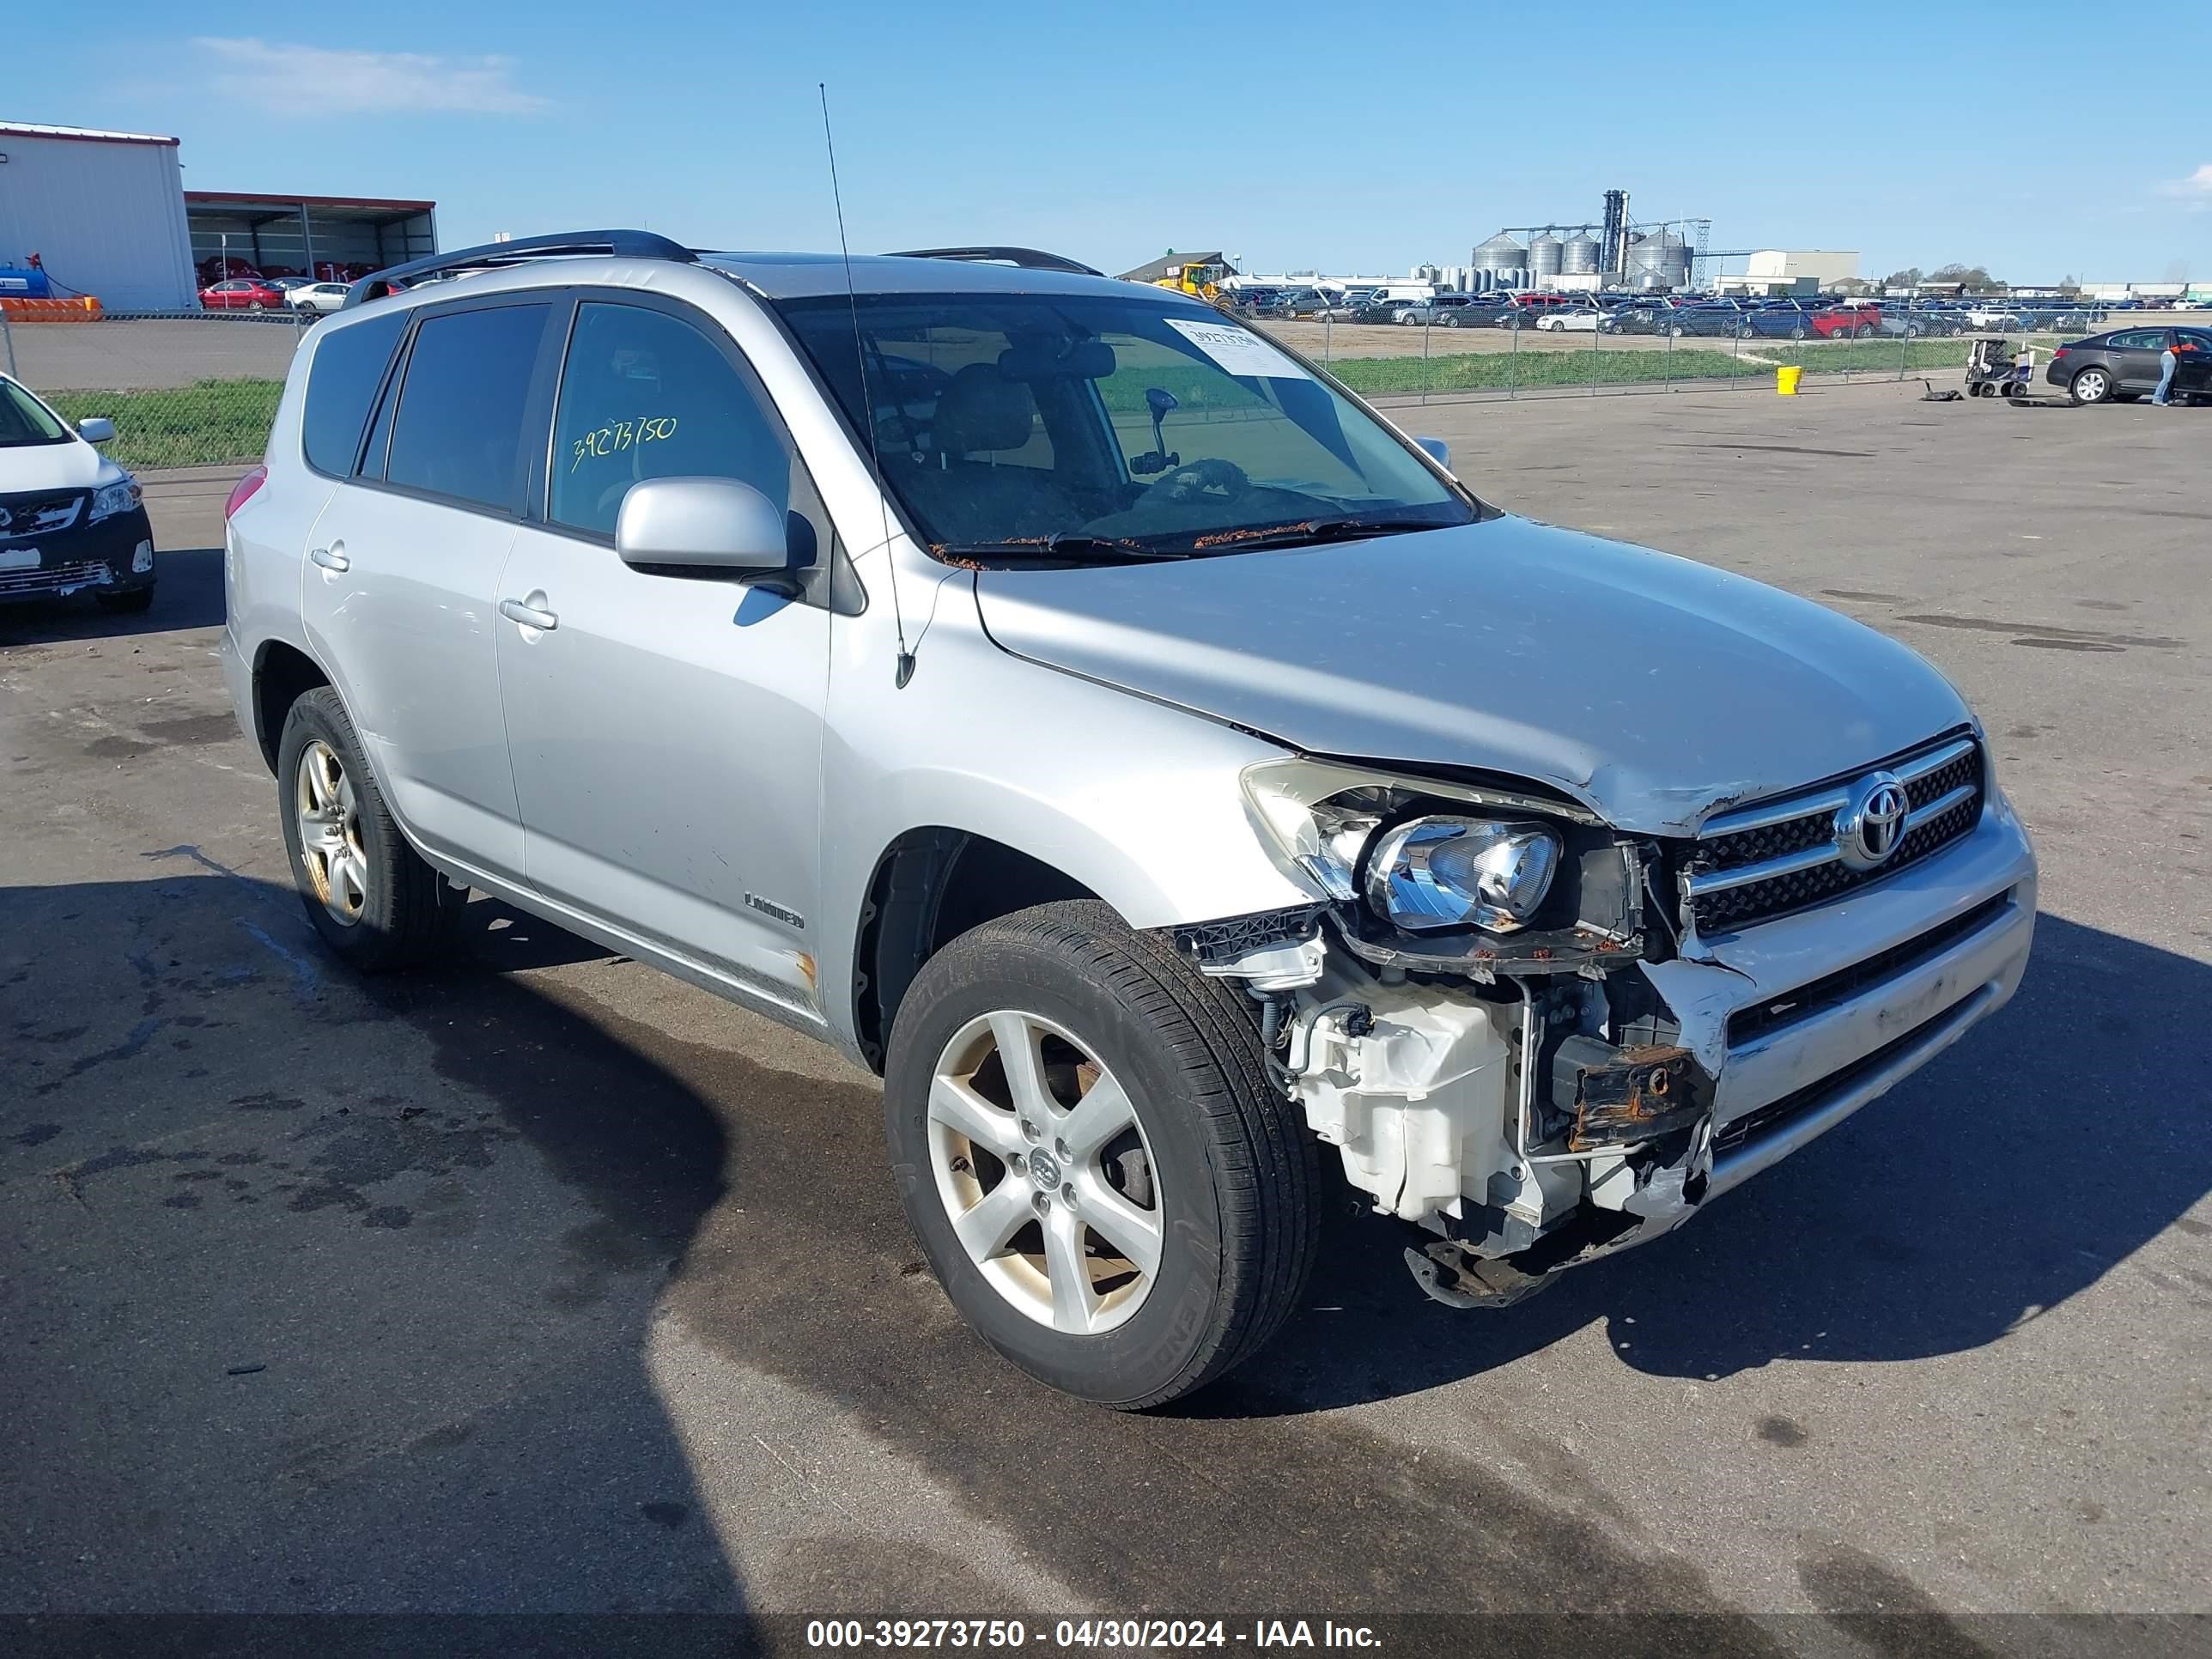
xmin=89 ymin=478 xmax=143 ymax=521
xmin=1240 ymin=758 xmax=1577 ymax=933
xmin=1365 ymin=817 xmax=1560 ymax=933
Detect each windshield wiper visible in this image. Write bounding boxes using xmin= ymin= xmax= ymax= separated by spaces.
xmin=935 ymin=534 xmax=1188 ymax=564
xmin=1181 ymin=516 xmax=1461 ymax=555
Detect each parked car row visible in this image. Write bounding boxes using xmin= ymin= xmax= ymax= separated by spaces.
xmin=1218 ymin=286 xmax=2139 ymax=342
xmin=195 ymin=257 xmax=378 ymax=289
xmin=198 ymin=276 xmax=372 ymax=316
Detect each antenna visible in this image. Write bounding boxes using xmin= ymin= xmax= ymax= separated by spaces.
xmin=821 ymin=82 xmax=913 ymax=690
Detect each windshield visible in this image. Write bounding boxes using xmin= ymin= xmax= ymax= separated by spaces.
xmin=777 ymin=291 xmax=1478 ymax=559
xmin=0 ymin=379 xmax=70 ymax=448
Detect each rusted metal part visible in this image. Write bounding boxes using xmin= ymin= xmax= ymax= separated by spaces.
xmin=1562 ymin=1041 xmax=1707 ymax=1152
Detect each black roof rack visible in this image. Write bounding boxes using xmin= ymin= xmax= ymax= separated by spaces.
xmin=342 ymin=229 xmax=697 ymax=309
xmin=888 ymin=246 xmax=1104 ymax=278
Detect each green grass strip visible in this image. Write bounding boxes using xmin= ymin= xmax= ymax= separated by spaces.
xmin=43 ymin=380 xmax=283 ymax=471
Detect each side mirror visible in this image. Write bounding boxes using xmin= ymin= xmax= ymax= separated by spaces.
xmin=77 ymin=417 xmax=116 ymax=445
xmin=1414 ymin=437 xmax=1449 ymax=470
xmin=615 ymin=477 xmax=790 ymax=580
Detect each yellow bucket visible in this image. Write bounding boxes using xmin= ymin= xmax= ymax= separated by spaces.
xmin=1776 ymin=365 xmax=1802 ymax=396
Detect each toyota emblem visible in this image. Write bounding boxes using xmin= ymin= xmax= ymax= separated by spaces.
xmin=1836 ymin=773 xmax=1910 ymax=870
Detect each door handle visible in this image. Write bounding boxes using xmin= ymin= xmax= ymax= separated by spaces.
xmin=309 ymin=545 xmax=349 ymax=572
xmin=499 ymin=598 xmax=558 ymax=632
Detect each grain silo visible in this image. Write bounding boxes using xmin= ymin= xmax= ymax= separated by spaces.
xmin=1472 ymin=232 xmax=1526 ymax=279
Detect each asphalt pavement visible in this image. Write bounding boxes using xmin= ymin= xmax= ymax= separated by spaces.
xmin=3 ymin=381 xmax=2207 ymax=1656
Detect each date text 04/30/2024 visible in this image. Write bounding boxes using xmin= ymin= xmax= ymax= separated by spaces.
xmin=805 ymin=1620 xmax=1382 ymax=1650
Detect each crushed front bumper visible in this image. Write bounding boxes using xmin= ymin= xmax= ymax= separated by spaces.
xmin=0 ymin=502 xmax=156 ymax=605
xmin=1261 ymin=788 xmax=2037 ymax=1297
xmin=1545 ymin=787 xmax=2037 ymax=1269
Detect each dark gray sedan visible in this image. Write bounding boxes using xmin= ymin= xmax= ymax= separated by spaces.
xmin=2045 ymin=327 xmax=2210 ymax=404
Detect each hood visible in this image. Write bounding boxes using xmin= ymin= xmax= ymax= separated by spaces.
xmin=973 ymin=517 xmax=1971 ymax=836
xmin=0 ymin=436 xmax=119 ymax=495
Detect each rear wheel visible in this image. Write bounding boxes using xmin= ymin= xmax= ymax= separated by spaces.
xmin=276 ymin=686 xmax=462 ymax=970
xmin=884 ymin=901 xmax=1318 ymax=1409
xmin=2069 ymin=366 xmax=2112 ymax=405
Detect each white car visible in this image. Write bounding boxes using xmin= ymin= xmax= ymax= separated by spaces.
xmin=1535 ymin=307 xmax=1604 ymax=332
xmin=0 ymin=373 xmax=157 ymax=611
xmin=288 ymin=283 xmax=353 ymax=315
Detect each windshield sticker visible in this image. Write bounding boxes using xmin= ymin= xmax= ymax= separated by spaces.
xmin=1163 ymin=319 xmax=1309 ymax=381
xmin=570 ymin=416 xmax=678 ymax=472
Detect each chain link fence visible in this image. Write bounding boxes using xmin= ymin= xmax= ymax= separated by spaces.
xmin=0 ymin=309 xmax=310 ymax=471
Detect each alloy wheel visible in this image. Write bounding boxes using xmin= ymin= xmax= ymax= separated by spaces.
xmin=927 ymin=1010 xmax=1163 ymax=1336
xmin=295 ymin=738 xmax=368 ymax=923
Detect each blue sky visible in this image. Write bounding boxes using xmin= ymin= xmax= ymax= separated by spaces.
xmin=17 ymin=1 xmax=2209 ymax=284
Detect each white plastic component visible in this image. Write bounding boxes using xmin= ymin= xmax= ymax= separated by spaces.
xmin=1289 ymin=982 xmax=1514 ymax=1224
xmin=1586 ymin=1152 xmax=1636 ymax=1212
xmin=1198 ymin=933 xmax=1326 ymax=991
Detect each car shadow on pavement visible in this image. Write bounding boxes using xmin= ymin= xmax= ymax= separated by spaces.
xmin=1 ymin=869 xmax=1830 ymax=1644
xmin=1200 ymin=911 xmax=2212 ymax=1413
xmin=0 ymin=546 xmax=226 ymax=647
xmin=22 ymin=870 xmax=2198 ymax=1635
xmin=2 ymin=869 xmax=757 ymax=1630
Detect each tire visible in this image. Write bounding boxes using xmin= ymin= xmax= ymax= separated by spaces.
xmin=95 ymin=585 xmax=155 ymax=614
xmin=276 ymin=685 xmax=462 ymax=971
xmin=247 ymin=301 xmax=266 ymax=313
xmin=1856 ymin=324 xmax=1875 ymax=338
xmin=2069 ymin=366 xmax=2112 ymax=405
xmin=1668 ymin=324 xmax=1686 ymax=338
xmin=1789 ymin=324 xmax=1809 ymax=341
xmin=884 ymin=900 xmax=1318 ymax=1410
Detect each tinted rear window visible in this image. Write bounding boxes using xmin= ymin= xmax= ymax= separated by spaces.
xmin=384 ymin=304 xmax=550 ymax=512
xmin=301 ymin=312 xmax=406 ymax=477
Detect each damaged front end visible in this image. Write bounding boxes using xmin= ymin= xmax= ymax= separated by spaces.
xmin=1179 ymin=758 xmax=1730 ymax=1309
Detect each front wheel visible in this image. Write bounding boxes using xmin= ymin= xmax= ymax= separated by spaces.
xmin=2069 ymin=366 xmax=2112 ymax=405
xmin=276 ymin=686 xmax=462 ymax=970
xmin=884 ymin=901 xmax=1318 ymax=1409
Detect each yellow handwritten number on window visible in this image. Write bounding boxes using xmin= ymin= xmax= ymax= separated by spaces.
xmin=570 ymin=415 xmax=680 ymax=472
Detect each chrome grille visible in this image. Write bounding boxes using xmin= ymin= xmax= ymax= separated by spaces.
xmin=1686 ymin=736 xmax=1984 ymax=934
xmin=0 ymin=490 xmax=85 ymax=540
xmin=0 ymin=561 xmax=112 ymax=597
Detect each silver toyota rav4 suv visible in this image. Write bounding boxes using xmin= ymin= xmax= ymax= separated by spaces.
xmin=222 ymin=232 xmax=2036 ymax=1408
